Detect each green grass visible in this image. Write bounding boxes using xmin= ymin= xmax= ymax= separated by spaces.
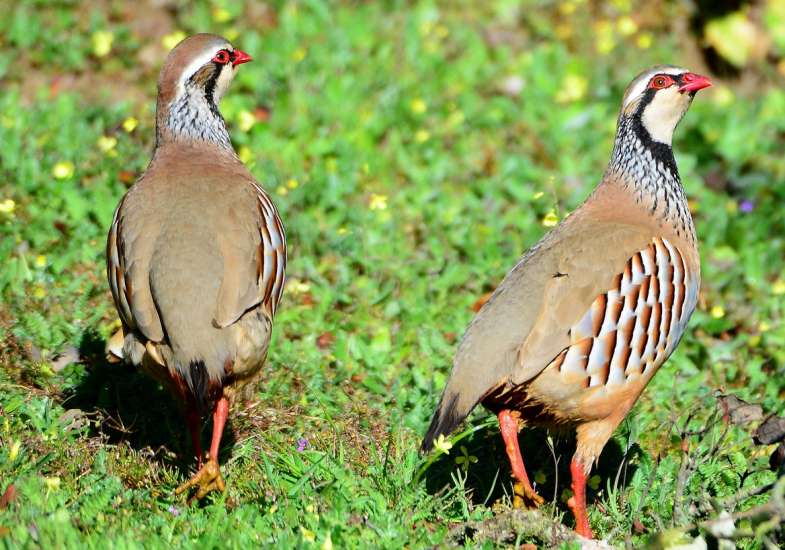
xmin=1 ymin=1 xmax=785 ymax=547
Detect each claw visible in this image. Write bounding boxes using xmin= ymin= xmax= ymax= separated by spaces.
xmin=175 ymin=456 xmax=225 ymax=503
xmin=512 ymin=479 xmax=545 ymax=509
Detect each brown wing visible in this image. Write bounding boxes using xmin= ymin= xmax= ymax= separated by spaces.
xmin=106 ymin=195 xmax=165 ymax=343
xmin=212 ymin=182 xmax=287 ymax=328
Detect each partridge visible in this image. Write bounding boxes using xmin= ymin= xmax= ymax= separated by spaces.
xmin=106 ymin=34 xmax=286 ymax=500
xmin=422 ymin=66 xmax=711 ymax=538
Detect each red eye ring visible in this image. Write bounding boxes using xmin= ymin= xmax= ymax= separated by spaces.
xmin=212 ymin=50 xmax=231 ymax=65
xmin=649 ymin=75 xmax=673 ymax=90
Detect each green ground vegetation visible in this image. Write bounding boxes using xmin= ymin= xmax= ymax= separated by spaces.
xmin=1 ymin=1 xmax=785 ymax=548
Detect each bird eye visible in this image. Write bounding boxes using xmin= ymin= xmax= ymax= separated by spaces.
xmin=649 ymin=75 xmax=672 ymax=90
xmin=212 ymin=50 xmax=231 ymax=65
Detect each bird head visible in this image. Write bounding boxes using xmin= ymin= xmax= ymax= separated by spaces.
xmin=620 ymin=66 xmax=712 ymax=146
xmin=159 ymin=33 xmax=251 ymax=108
xmin=155 ymin=34 xmax=252 ymax=148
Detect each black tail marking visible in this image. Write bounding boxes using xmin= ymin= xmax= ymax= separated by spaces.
xmin=188 ymin=360 xmax=210 ymax=414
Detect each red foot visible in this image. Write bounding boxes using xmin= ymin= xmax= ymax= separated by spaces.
xmin=498 ymin=410 xmax=544 ymax=507
xmin=209 ymin=396 xmax=230 ymax=460
xmin=567 ymin=457 xmax=593 ymax=538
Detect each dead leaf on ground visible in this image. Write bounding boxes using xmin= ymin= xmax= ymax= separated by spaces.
xmin=0 ymin=485 xmax=17 ymax=509
xmin=316 ymin=332 xmax=334 ymax=350
xmin=716 ymin=394 xmax=763 ymax=426
xmin=754 ymin=414 xmax=785 ymax=445
xmin=471 ymin=291 xmax=494 ymax=312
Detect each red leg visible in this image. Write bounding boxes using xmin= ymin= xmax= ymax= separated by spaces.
xmin=186 ymin=408 xmax=203 ymax=468
xmin=209 ymin=397 xmax=230 ymax=461
xmin=498 ymin=410 xmax=543 ymax=507
xmin=567 ymin=457 xmax=593 ymax=538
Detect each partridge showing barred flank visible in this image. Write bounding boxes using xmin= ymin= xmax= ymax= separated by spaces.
xmin=422 ymin=66 xmax=711 ymax=538
xmin=106 ymin=34 xmax=286 ymax=501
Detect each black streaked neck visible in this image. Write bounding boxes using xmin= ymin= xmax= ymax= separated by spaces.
xmin=606 ymin=114 xmax=695 ymax=242
xmin=157 ymin=82 xmax=233 ymax=151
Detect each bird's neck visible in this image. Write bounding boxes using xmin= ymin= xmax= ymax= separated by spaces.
xmin=156 ymin=87 xmax=233 ymax=151
xmin=605 ymin=115 xmax=696 ymax=242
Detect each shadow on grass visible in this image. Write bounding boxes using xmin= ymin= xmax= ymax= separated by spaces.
xmin=60 ymin=329 xmax=237 ymax=471
xmin=422 ymin=421 xmax=640 ymax=521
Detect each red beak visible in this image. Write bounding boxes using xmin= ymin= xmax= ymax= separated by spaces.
xmin=232 ymin=50 xmax=252 ymax=67
xmin=679 ymin=73 xmax=712 ymax=93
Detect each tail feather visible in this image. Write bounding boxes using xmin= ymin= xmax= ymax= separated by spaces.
xmin=185 ymin=360 xmax=212 ymax=413
xmin=420 ymin=393 xmax=469 ymax=452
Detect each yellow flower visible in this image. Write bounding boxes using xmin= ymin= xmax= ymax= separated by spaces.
xmin=415 ymin=129 xmax=430 ymax=143
xmin=8 ymin=440 xmax=20 ymax=462
xmin=162 ymin=31 xmax=186 ymax=51
xmin=555 ymin=74 xmax=588 ymax=103
xmin=237 ymin=110 xmax=256 ymax=133
xmin=433 ymin=434 xmax=453 ymax=454
xmin=44 ymin=477 xmax=61 ymax=491
xmin=542 ymin=210 xmax=559 ymax=227
xmin=772 ymin=279 xmax=785 ymax=295
xmin=33 ymin=286 xmax=46 ymax=299
xmin=276 ymin=186 xmax=288 ymax=196
xmin=122 ymin=117 xmax=138 ymax=133
xmin=52 ymin=161 xmax=75 ymax=180
xmin=559 ymin=2 xmax=576 ymax=15
xmin=594 ymin=20 xmax=616 ymax=54
xmin=712 ymin=86 xmax=734 ymax=107
xmin=369 ymin=193 xmax=388 ymax=210
xmin=710 ymin=305 xmax=725 ymax=319
xmin=286 ymin=178 xmax=299 ymax=189
xmin=292 ymin=47 xmax=307 ymax=63
xmin=410 ymin=98 xmax=427 ymax=114
xmin=212 ymin=7 xmax=232 ymax=23
xmin=446 ymin=110 xmax=465 ymax=128
xmin=337 ymin=227 xmax=349 ymax=235
xmin=288 ymin=279 xmax=311 ymax=294
xmin=759 ymin=320 xmax=771 ymax=332
xmin=35 ymin=255 xmax=47 ymax=268
xmin=616 ymin=16 xmax=638 ymax=36
xmin=92 ymin=30 xmax=114 ymax=58
xmin=555 ymin=24 xmax=573 ymax=40
xmin=97 ymin=135 xmax=117 ymax=153
xmin=0 ymin=198 xmax=15 ymax=215
xmin=300 ymin=527 xmax=315 ymax=542
xmin=238 ymin=146 xmax=253 ymax=164
xmin=636 ymin=32 xmax=653 ymax=49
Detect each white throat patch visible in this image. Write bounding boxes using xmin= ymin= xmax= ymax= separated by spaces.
xmin=640 ymin=87 xmax=692 ymax=145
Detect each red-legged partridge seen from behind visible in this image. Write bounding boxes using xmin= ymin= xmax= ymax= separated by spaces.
xmin=106 ymin=34 xmax=286 ymax=501
xmin=422 ymin=66 xmax=711 ymax=538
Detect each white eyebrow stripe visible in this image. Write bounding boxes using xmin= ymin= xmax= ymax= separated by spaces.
xmin=623 ymin=66 xmax=688 ymax=109
xmin=177 ymin=44 xmax=233 ymax=95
